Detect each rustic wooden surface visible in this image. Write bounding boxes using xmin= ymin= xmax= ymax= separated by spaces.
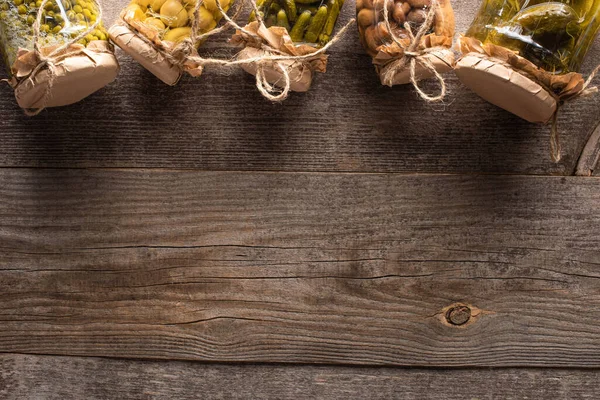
xmin=2 ymin=354 xmax=600 ymax=399
xmin=0 ymin=0 xmax=598 ymax=174
xmin=1 ymin=169 xmax=600 ymax=367
xmin=1 ymin=0 xmax=600 ymax=395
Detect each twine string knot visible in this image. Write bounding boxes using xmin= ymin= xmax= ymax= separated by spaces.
xmin=380 ymin=0 xmax=446 ymax=102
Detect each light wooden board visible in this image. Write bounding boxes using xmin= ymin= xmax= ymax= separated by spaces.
xmin=1 ymin=169 xmax=600 ymax=366
xmin=2 ymin=354 xmax=600 ymax=399
xmin=0 ymin=0 xmax=598 ymax=174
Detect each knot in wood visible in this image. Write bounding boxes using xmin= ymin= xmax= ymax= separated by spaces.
xmin=445 ymin=305 xmax=471 ymax=326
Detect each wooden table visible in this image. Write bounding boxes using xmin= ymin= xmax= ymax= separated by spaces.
xmin=1 ymin=0 xmax=600 ymax=397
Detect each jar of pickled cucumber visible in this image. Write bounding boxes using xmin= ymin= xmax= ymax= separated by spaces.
xmin=356 ymin=0 xmax=455 ymax=86
xmin=456 ymin=0 xmax=600 ymax=122
xmin=0 ymin=0 xmax=119 ymax=110
xmin=229 ymin=0 xmax=345 ymax=96
xmin=109 ymin=0 xmax=235 ymax=85
xmin=251 ymin=0 xmax=344 ymax=45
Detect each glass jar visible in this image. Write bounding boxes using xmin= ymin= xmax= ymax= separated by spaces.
xmin=0 ymin=0 xmax=109 ymax=70
xmin=466 ymin=0 xmax=600 ymax=74
xmin=109 ymin=0 xmax=235 ymax=85
xmin=250 ymin=0 xmax=344 ymax=45
xmin=357 ymin=0 xmax=445 ymax=57
xmin=355 ymin=0 xmax=455 ymax=87
xmin=120 ymin=0 xmax=233 ymax=46
xmin=0 ymin=0 xmax=118 ymax=110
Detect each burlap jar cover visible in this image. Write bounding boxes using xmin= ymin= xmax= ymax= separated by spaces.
xmin=357 ymin=0 xmax=455 ymax=101
xmin=455 ymin=36 xmax=599 ymax=162
xmin=4 ymin=0 xmax=119 ymax=115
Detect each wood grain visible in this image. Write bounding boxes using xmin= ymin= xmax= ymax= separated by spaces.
xmin=0 ymin=0 xmax=598 ymax=174
xmin=1 ymin=169 xmax=600 ymax=366
xmin=578 ymin=122 xmax=600 ymax=176
xmin=2 ymin=354 xmax=600 ymax=399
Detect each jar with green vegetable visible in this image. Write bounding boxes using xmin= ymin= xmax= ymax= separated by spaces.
xmin=0 ymin=0 xmax=119 ymax=111
xmin=455 ymin=0 xmax=600 ymax=123
xmin=229 ymin=0 xmax=347 ymax=98
xmin=252 ymin=0 xmax=343 ymax=45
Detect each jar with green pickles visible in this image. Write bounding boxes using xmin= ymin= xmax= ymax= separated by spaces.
xmin=465 ymin=0 xmax=600 ymax=74
xmin=226 ymin=0 xmax=345 ymax=98
xmin=0 ymin=0 xmax=118 ymax=110
xmin=250 ymin=0 xmax=344 ymax=45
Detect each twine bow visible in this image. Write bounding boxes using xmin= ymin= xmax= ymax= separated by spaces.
xmin=8 ymin=0 xmax=104 ymax=115
xmin=210 ymin=0 xmax=355 ymax=101
xmin=380 ymin=0 xmax=446 ymax=102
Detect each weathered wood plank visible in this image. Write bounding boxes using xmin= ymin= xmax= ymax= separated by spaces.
xmin=0 ymin=169 xmax=600 ymax=366
xmin=579 ymin=122 xmax=600 ymax=176
xmin=0 ymin=0 xmax=598 ymax=174
xmin=2 ymin=354 xmax=600 ymax=400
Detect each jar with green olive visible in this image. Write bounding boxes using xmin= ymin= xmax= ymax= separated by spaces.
xmin=0 ymin=0 xmax=118 ymax=110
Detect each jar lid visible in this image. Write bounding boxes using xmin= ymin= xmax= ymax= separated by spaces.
xmin=379 ymin=48 xmax=455 ymax=86
xmin=455 ymin=53 xmax=557 ymax=123
xmin=109 ymin=24 xmax=181 ymax=86
xmin=13 ymin=40 xmax=119 ymax=109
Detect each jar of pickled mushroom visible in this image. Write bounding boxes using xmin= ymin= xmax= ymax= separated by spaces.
xmin=356 ymin=0 xmax=455 ymax=87
xmin=229 ymin=0 xmax=345 ymax=98
xmin=455 ymin=0 xmax=600 ymax=123
xmin=109 ymin=0 xmax=235 ymax=85
xmin=0 ymin=0 xmax=118 ymax=111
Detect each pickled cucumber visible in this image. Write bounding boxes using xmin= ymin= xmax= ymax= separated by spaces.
xmin=281 ymin=0 xmax=297 ymax=22
xmin=249 ymin=0 xmax=342 ymax=45
xmin=303 ymin=5 xmax=327 ymax=42
xmin=289 ymin=9 xmax=311 ymax=41
xmin=319 ymin=0 xmax=339 ymax=44
xmin=276 ymin=9 xmax=291 ymax=29
xmin=466 ymin=0 xmax=600 ymax=73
